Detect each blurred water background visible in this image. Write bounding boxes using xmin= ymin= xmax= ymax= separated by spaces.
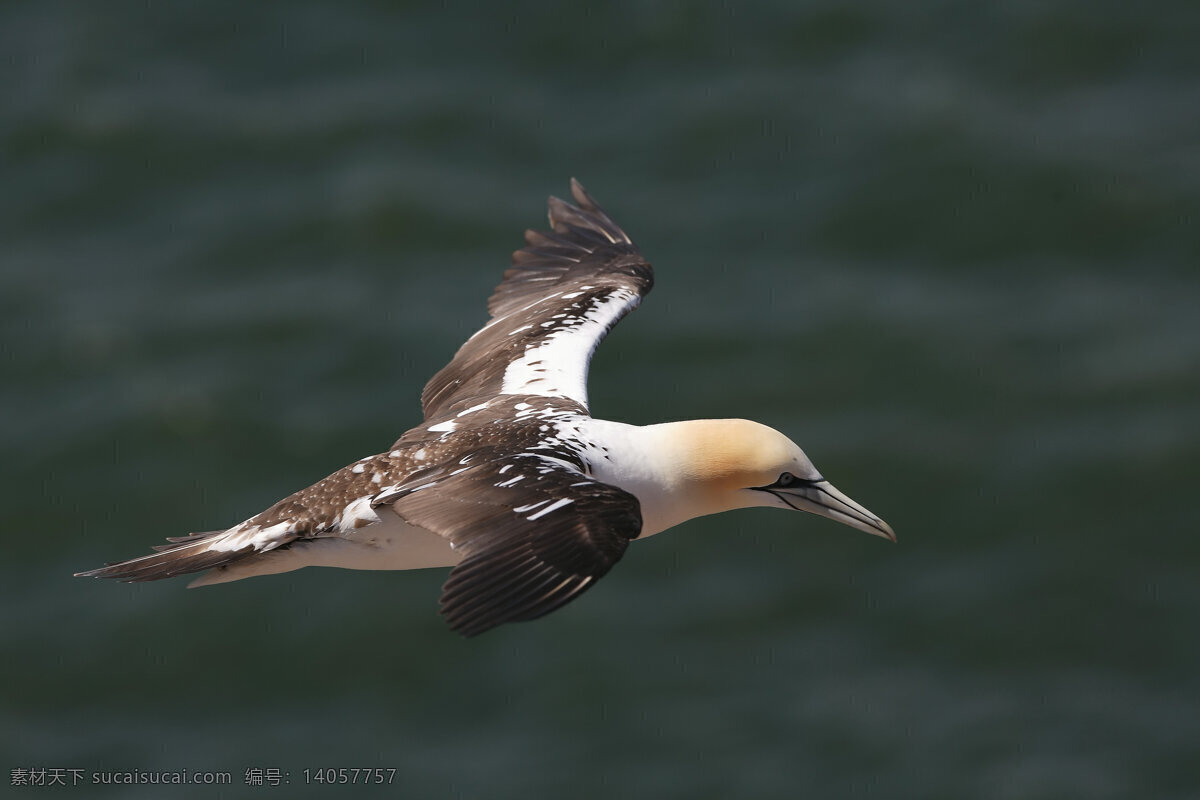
xmin=3 ymin=1 xmax=1199 ymax=797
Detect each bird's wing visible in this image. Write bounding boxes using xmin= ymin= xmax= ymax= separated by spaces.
xmin=73 ymin=529 xmax=265 ymax=582
xmin=374 ymin=447 xmax=642 ymax=636
xmin=75 ymin=450 xmax=425 ymax=582
xmin=421 ymin=178 xmax=653 ymax=419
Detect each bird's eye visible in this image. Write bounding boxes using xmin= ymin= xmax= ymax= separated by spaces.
xmin=777 ymin=472 xmax=796 ymax=487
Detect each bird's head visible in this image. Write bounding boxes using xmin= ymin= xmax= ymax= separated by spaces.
xmin=673 ymin=419 xmax=895 ymax=541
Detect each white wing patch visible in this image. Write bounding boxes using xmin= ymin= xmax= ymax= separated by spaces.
xmin=207 ymin=520 xmax=295 ymax=553
xmin=500 ymin=287 xmax=640 ymax=406
xmin=202 ymin=493 xmax=383 ymax=555
xmin=525 ymin=497 xmax=575 ymax=521
xmin=456 ymin=402 xmax=491 ymax=417
xmin=337 ymin=495 xmax=381 ymax=532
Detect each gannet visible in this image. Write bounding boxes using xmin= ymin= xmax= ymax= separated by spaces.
xmin=77 ymin=179 xmax=894 ymax=636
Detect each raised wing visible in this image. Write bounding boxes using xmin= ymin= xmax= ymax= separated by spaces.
xmin=421 ymin=179 xmax=653 ymax=419
xmin=375 ymin=447 xmax=642 ymax=636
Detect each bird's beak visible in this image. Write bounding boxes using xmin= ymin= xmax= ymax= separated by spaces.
xmin=771 ymin=479 xmax=896 ymax=542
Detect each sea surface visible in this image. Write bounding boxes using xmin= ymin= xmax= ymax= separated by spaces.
xmin=3 ymin=2 xmax=1199 ymax=798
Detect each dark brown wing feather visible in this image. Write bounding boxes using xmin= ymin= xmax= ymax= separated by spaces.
xmin=74 ymin=531 xmax=251 ymax=582
xmin=376 ymin=448 xmax=642 ymax=636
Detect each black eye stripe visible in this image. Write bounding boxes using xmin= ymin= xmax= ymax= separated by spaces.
xmin=752 ymin=473 xmax=823 ymax=492
xmin=775 ymin=472 xmax=821 ymax=489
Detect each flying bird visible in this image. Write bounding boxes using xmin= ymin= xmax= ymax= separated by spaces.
xmin=77 ymin=180 xmax=894 ymax=636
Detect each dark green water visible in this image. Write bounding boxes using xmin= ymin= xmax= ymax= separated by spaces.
xmin=4 ymin=2 xmax=1199 ymax=797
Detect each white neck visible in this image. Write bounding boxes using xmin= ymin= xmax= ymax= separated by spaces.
xmin=582 ymin=419 xmax=766 ymax=537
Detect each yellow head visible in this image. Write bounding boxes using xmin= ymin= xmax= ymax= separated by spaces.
xmin=652 ymin=418 xmax=895 ymax=541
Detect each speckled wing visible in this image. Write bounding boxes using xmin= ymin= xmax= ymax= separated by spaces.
xmin=75 ymin=448 xmax=430 ymax=583
xmin=374 ymin=448 xmax=642 ymax=636
xmin=420 ymin=179 xmax=653 ymax=419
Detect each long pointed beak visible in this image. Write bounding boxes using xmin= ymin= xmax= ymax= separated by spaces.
xmin=772 ymin=479 xmax=896 ymax=542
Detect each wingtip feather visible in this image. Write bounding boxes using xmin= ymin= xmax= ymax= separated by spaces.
xmin=74 ymin=532 xmax=248 ymax=583
xmin=568 ymin=177 xmax=595 ymax=210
